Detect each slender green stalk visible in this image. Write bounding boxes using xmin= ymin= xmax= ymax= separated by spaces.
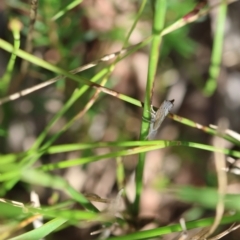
xmin=21 ymin=169 xmax=98 ymax=212
xmin=1 ymin=139 xmax=240 ymax=182
xmin=35 ymin=140 xmax=240 ymax=171
xmin=1 ymin=140 xmax=239 ymax=165
xmin=124 ymin=0 xmax=147 ymax=47
xmin=116 ymin=157 xmax=125 ymax=190
xmin=106 ymin=213 xmax=240 ymax=240
xmin=133 ymin=0 xmax=167 ymax=215
xmin=203 ymin=0 xmax=227 ymax=96
xmin=52 ymin=0 xmax=83 ymax=21
xmin=0 ymin=19 xmax=21 ymax=93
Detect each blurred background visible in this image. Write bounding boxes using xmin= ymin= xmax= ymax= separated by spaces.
xmin=1 ymin=0 xmax=240 ymax=239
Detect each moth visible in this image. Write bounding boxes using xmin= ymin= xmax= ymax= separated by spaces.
xmin=146 ymin=99 xmax=174 ymax=140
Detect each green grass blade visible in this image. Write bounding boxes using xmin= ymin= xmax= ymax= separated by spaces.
xmin=134 ymin=0 xmax=167 ymax=215
xmin=124 ymin=0 xmax=147 ymax=47
xmin=9 ymin=218 xmax=67 ymax=240
xmin=106 ymin=213 xmax=240 ymax=240
xmin=203 ymin=1 xmax=227 ymax=96
xmin=37 ymin=140 xmax=240 ymax=171
xmin=170 ymin=113 xmax=240 ymax=145
xmin=51 ymin=0 xmax=83 ymax=21
xmin=176 ymin=186 xmax=240 ymax=211
xmin=2 ymin=139 xmax=239 ymax=162
xmin=0 ymin=19 xmax=21 ymax=93
xmin=21 ymin=169 xmax=98 ymax=212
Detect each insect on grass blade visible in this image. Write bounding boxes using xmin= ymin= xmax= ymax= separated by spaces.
xmin=146 ymin=99 xmax=174 ymax=140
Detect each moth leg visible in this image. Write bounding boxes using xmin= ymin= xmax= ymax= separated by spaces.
xmin=142 ymin=106 xmax=156 ymax=123
xmin=150 ymin=105 xmax=156 ymax=114
xmin=150 ymin=105 xmax=157 ymax=119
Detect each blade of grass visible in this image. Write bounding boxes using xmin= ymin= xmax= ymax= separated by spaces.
xmin=51 ymin=0 xmax=83 ymax=21
xmin=9 ymin=218 xmax=68 ymax=240
xmin=20 ymin=0 xmax=38 ymax=75
xmin=170 ymin=113 xmax=240 ymax=145
xmin=134 ymin=0 xmax=167 ymax=215
xmin=116 ymin=157 xmax=125 ymax=191
xmin=106 ymin=212 xmax=240 ymax=240
xmin=176 ymin=186 xmax=240 ymax=211
xmin=0 ymin=38 xmax=149 ymax=99
xmin=40 ymin=144 xmax=167 ymax=171
xmin=1 ymin=139 xmax=240 ymax=163
xmin=21 ymin=169 xmax=98 ymax=212
xmin=1 ymin=139 xmax=240 ymax=176
xmin=0 ymin=40 xmax=146 ymax=105
xmin=0 ymin=18 xmax=21 ymax=93
xmin=203 ymin=0 xmax=228 ymax=96
xmin=0 ymin=37 xmax=146 ymax=110
xmin=36 ymin=140 xmax=240 ymax=171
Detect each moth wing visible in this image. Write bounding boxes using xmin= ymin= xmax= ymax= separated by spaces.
xmin=152 ymin=100 xmax=174 ymax=130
